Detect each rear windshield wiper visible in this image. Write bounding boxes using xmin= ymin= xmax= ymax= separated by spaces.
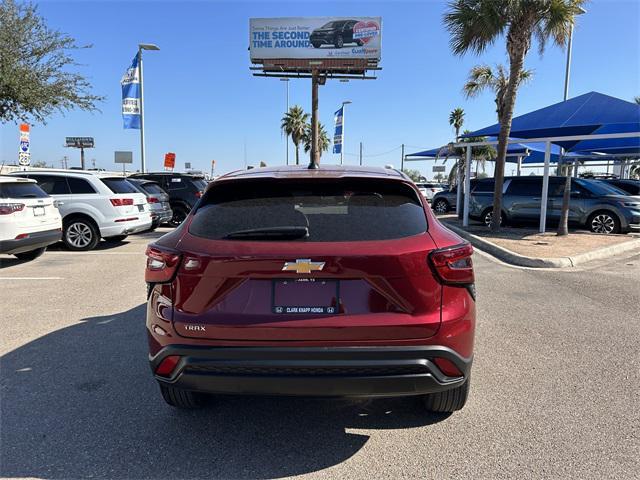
xmin=223 ymin=226 xmax=309 ymax=240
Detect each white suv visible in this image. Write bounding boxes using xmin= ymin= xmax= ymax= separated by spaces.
xmin=0 ymin=176 xmax=62 ymax=260
xmin=9 ymin=170 xmax=152 ymax=251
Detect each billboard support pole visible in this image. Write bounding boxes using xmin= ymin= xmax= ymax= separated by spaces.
xmin=80 ymin=146 xmax=85 ymax=170
xmin=309 ymin=69 xmax=320 ymax=169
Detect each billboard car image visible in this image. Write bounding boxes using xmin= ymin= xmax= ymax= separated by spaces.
xmin=249 ymin=17 xmax=382 ymax=61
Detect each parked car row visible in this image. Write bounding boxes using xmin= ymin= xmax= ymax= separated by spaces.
xmin=430 ymin=176 xmax=640 ymax=234
xmin=1 ymin=170 xmax=209 ymax=260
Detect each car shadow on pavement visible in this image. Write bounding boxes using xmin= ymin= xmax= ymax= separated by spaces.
xmin=1 ymin=304 xmax=449 ymax=480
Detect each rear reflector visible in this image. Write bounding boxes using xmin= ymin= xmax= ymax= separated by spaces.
xmin=114 ymin=217 xmax=139 ymax=222
xmin=428 ymin=243 xmax=474 ymax=285
xmin=110 ymin=198 xmax=134 ymax=207
xmin=0 ymin=203 xmax=25 ymax=215
xmin=433 ymin=357 xmax=463 ymax=377
xmin=155 ymin=355 xmax=180 ymax=377
xmin=15 ymin=233 xmax=29 ymax=240
xmin=145 ymin=245 xmax=181 ymax=283
xmin=148 ymin=197 xmax=159 ymax=203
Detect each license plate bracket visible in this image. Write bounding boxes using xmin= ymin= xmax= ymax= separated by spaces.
xmin=272 ymin=278 xmax=339 ymax=314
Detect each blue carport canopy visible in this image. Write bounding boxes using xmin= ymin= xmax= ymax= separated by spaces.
xmin=407 ymin=141 xmax=561 ymax=163
xmin=463 ymin=91 xmax=640 ymax=152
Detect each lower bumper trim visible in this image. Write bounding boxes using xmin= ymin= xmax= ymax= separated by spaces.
xmin=150 ymin=345 xmax=472 ymax=398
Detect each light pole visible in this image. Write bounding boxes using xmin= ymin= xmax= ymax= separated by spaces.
xmin=138 ymin=43 xmax=160 ymax=173
xmin=280 ymin=78 xmax=289 ymax=165
xmin=340 ymin=100 xmax=352 ymax=165
xmin=563 ymin=7 xmax=587 ymax=101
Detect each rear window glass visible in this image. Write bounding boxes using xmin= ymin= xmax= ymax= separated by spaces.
xmin=189 ymin=179 xmax=427 ymax=242
xmin=582 ymin=179 xmax=628 ymax=196
xmin=473 ymin=180 xmax=495 ymax=193
xmin=67 ymin=177 xmax=96 ymax=194
xmin=140 ymin=183 xmax=165 ymax=195
xmin=191 ymin=178 xmax=207 ymax=190
xmin=0 ymin=182 xmax=48 ymax=199
xmin=101 ymin=178 xmax=139 ymax=194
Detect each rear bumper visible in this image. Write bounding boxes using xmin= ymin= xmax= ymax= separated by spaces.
xmin=150 ymin=345 xmax=472 ymax=398
xmin=0 ymin=228 xmax=62 ymax=255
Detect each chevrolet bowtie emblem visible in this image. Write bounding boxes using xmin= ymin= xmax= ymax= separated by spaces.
xmin=282 ymin=259 xmax=325 ymax=274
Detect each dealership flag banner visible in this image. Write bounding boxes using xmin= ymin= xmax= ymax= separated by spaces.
xmin=333 ymin=106 xmax=343 ymax=154
xmin=121 ymin=54 xmax=141 ymax=129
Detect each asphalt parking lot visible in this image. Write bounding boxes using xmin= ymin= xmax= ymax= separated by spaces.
xmin=1 ymin=230 xmax=639 ymax=479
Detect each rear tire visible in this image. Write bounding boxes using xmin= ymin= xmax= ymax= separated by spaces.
xmin=169 ymin=206 xmax=189 ymax=227
xmin=63 ymin=217 xmax=100 ymax=251
xmin=104 ymin=235 xmax=128 ymax=243
xmin=14 ymin=247 xmax=46 ymax=261
xmin=481 ymin=208 xmax=505 ymax=228
xmin=433 ymin=199 xmax=449 ymax=214
xmin=423 ymin=377 xmax=470 ymax=413
xmin=311 ymin=41 xmax=321 ymax=48
xmin=159 ymin=384 xmax=205 ymax=409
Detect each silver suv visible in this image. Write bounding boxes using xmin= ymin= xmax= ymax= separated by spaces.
xmin=10 ymin=170 xmax=152 ymax=250
xmin=469 ymin=176 xmax=640 ymax=234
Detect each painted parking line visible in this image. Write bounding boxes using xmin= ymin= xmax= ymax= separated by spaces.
xmin=0 ymin=277 xmax=64 ymax=280
xmin=45 ymin=251 xmax=142 ymax=255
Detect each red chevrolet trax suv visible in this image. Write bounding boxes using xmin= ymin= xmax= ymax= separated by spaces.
xmin=145 ymin=166 xmax=476 ymax=413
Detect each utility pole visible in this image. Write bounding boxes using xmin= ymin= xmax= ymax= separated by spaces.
xmin=400 ymin=144 xmax=405 ymax=171
xmin=359 ymin=142 xmax=363 ymax=166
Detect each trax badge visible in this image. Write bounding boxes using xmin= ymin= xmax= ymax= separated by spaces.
xmin=282 ymin=259 xmax=325 ymax=274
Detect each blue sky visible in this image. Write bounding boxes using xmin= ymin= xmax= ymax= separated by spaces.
xmin=1 ymin=0 xmax=639 ymax=178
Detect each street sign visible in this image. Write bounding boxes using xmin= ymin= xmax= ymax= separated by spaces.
xmin=432 ymin=165 xmax=446 ymax=172
xmin=18 ymin=152 xmax=31 ymax=166
xmin=65 ymin=137 xmax=95 ymax=148
xmin=114 ymin=151 xmax=133 ymax=164
xmin=185 ymin=162 xmax=191 ymax=170
xmin=18 ymin=124 xmax=30 ymax=167
xmin=164 ymin=152 xmax=176 ymax=170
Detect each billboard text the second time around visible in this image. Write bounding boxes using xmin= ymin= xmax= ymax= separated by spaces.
xmin=250 ymin=17 xmax=382 ymax=61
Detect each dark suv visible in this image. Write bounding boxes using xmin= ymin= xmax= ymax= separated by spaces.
xmin=469 ymin=176 xmax=640 ymax=234
xmin=603 ymin=179 xmax=640 ymax=196
xmin=310 ymin=20 xmax=364 ymax=49
xmin=145 ymin=166 xmax=475 ymax=413
xmin=130 ymin=173 xmax=207 ymax=227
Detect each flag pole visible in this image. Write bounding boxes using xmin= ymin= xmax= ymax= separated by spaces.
xmin=137 ymin=43 xmax=160 ymax=173
xmin=138 ymin=46 xmax=146 ymax=173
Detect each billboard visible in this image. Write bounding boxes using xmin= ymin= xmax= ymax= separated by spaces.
xmin=250 ymin=17 xmax=382 ymax=61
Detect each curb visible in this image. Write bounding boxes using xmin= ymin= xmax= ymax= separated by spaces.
xmin=443 ymin=222 xmax=640 ymax=268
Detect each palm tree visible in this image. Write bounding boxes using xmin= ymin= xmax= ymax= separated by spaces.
xmin=444 ymin=0 xmax=586 ymax=231
xmin=303 ymin=123 xmax=330 ymax=157
xmin=281 ymin=106 xmax=309 ymax=165
xmin=445 ymin=131 xmax=496 ymax=186
xmin=449 ymin=108 xmax=465 ymax=141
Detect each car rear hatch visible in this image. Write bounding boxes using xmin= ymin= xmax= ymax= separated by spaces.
xmin=165 ymin=177 xmax=443 ymax=342
xmin=0 ymin=180 xmax=59 ymax=233
xmin=100 ymin=177 xmax=148 ymax=217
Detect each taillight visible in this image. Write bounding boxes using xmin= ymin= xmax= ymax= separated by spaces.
xmin=155 ymin=355 xmax=181 ymax=377
xmin=0 ymin=203 xmax=25 ymax=215
xmin=110 ymin=198 xmax=134 ymax=206
xmin=428 ymin=243 xmax=474 ymax=285
xmin=148 ymin=197 xmax=159 ymax=203
xmin=145 ymin=245 xmax=181 ymax=283
xmin=195 ymin=191 xmax=203 ymax=198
